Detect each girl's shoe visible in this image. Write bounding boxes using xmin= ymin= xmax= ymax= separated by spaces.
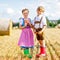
xmin=24 ymin=48 xmax=29 ymax=55
xmin=24 ymin=48 xmax=32 ymax=58
xmin=27 ymin=54 xmax=32 ymax=59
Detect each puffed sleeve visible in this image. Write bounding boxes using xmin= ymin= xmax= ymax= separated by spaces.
xmin=19 ymin=18 xmax=23 ymax=26
xmin=42 ymin=16 xmax=47 ymax=26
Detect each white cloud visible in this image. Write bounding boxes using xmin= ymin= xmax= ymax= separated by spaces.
xmin=0 ymin=0 xmax=60 ymax=20
xmin=7 ymin=8 xmax=14 ymax=14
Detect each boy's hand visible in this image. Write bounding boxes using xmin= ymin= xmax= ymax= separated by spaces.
xmin=38 ymin=31 xmax=43 ymax=34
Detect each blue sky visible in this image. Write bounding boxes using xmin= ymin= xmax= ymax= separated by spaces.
xmin=0 ymin=0 xmax=60 ymax=22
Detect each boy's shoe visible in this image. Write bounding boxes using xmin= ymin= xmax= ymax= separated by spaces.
xmin=36 ymin=53 xmax=41 ymax=58
xmin=40 ymin=46 xmax=46 ymax=56
xmin=36 ymin=47 xmax=46 ymax=58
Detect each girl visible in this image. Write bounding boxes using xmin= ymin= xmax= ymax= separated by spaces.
xmin=18 ymin=8 xmax=34 ymax=58
xmin=33 ymin=6 xmax=47 ymax=58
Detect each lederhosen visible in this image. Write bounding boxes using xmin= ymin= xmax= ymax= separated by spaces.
xmin=34 ymin=16 xmax=44 ymax=40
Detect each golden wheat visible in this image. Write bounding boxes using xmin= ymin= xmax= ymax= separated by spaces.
xmin=0 ymin=28 xmax=60 ymax=60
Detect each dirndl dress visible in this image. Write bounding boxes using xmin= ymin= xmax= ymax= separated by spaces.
xmin=18 ymin=18 xmax=34 ymax=48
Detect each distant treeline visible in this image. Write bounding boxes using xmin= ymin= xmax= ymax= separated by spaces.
xmin=13 ymin=22 xmax=19 ymax=28
xmin=46 ymin=17 xmax=60 ymax=28
xmin=12 ymin=17 xmax=60 ymax=28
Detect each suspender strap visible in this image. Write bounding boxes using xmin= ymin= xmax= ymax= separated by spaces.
xmin=34 ymin=16 xmax=43 ymax=28
xmin=39 ymin=16 xmax=43 ymax=27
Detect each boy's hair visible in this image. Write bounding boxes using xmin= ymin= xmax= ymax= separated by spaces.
xmin=22 ymin=8 xmax=29 ymax=13
xmin=37 ymin=6 xmax=45 ymax=12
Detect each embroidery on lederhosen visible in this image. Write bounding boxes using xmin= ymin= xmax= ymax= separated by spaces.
xmin=34 ymin=16 xmax=43 ymax=32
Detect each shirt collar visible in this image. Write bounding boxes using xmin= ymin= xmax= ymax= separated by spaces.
xmin=37 ymin=13 xmax=44 ymax=17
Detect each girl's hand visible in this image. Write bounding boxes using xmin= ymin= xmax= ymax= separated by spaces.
xmin=25 ymin=22 xmax=27 ymax=26
xmin=34 ymin=32 xmax=38 ymax=34
xmin=25 ymin=20 xmax=30 ymax=25
xmin=25 ymin=20 xmax=29 ymax=23
xmin=27 ymin=20 xmax=30 ymax=24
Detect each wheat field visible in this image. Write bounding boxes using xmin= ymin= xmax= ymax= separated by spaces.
xmin=0 ymin=28 xmax=60 ymax=60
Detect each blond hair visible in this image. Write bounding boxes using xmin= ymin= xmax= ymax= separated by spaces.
xmin=37 ymin=6 xmax=45 ymax=12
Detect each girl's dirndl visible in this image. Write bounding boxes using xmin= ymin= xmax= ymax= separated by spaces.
xmin=18 ymin=18 xmax=34 ymax=48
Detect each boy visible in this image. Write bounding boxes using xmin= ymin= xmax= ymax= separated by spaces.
xmin=33 ymin=6 xmax=47 ymax=58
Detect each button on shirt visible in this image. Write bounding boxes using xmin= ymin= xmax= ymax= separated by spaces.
xmin=33 ymin=14 xmax=47 ymax=29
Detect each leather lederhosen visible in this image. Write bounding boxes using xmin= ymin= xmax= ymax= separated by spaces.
xmin=34 ymin=16 xmax=44 ymax=40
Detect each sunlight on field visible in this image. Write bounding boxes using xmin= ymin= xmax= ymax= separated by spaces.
xmin=0 ymin=28 xmax=60 ymax=60
xmin=0 ymin=29 xmax=21 ymax=57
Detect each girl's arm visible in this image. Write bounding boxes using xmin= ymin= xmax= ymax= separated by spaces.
xmin=19 ymin=18 xmax=27 ymax=29
xmin=19 ymin=22 xmax=27 ymax=29
xmin=19 ymin=25 xmax=26 ymax=29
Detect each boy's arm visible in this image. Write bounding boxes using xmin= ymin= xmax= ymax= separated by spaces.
xmin=41 ymin=25 xmax=46 ymax=32
xmin=39 ymin=25 xmax=46 ymax=34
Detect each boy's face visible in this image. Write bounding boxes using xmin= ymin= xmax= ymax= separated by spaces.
xmin=37 ymin=9 xmax=43 ymax=15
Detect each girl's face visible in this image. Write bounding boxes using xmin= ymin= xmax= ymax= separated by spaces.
xmin=22 ymin=10 xmax=29 ymax=18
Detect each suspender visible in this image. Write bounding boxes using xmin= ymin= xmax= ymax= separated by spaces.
xmin=34 ymin=16 xmax=43 ymax=29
